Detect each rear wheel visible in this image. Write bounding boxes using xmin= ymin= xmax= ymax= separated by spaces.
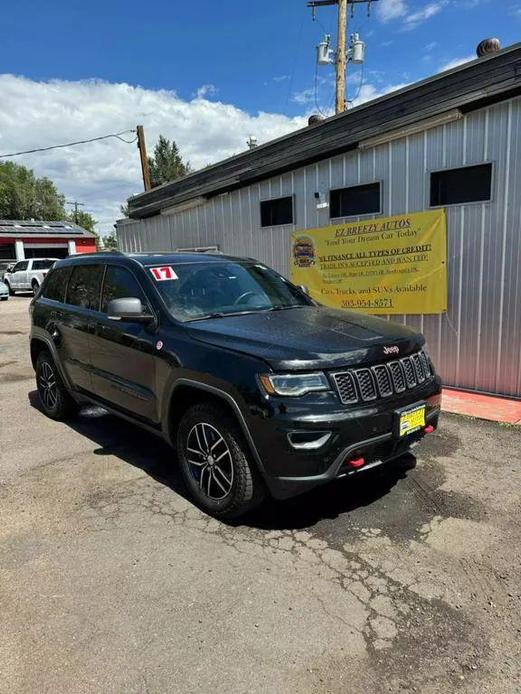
xmin=32 ymin=280 xmax=40 ymax=296
xmin=177 ymin=403 xmax=265 ymax=519
xmin=36 ymin=350 xmax=77 ymax=420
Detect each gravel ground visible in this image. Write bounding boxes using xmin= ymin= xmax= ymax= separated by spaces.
xmin=1 ymin=295 xmax=520 ymax=693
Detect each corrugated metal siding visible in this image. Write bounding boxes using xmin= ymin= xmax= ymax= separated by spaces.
xmin=118 ymin=96 xmax=521 ymax=398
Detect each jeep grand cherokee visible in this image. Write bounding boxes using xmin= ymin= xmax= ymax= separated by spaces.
xmin=30 ymin=252 xmax=441 ymax=518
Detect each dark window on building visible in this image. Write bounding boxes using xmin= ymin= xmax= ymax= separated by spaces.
xmin=430 ymin=163 xmax=492 ymax=206
xmin=42 ymin=267 xmax=71 ymax=303
xmin=260 ymin=196 xmax=294 ymax=227
xmin=330 ymin=182 xmax=381 ymax=218
xmin=101 ymin=265 xmax=149 ymax=313
xmin=66 ymin=265 xmax=103 ymax=310
xmin=0 ymin=244 xmax=16 ymax=260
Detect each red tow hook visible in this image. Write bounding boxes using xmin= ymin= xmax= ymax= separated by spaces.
xmin=424 ymin=425 xmax=435 ymax=434
xmin=348 ymin=456 xmax=365 ymax=469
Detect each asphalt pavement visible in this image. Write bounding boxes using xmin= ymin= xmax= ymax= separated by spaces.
xmin=1 ymin=295 xmax=520 ymax=693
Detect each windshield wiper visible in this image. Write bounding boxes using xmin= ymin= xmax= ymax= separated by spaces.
xmin=187 ymin=309 xmax=263 ymax=322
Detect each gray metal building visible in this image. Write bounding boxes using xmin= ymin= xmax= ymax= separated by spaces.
xmin=117 ymin=43 xmax=521 ymax=398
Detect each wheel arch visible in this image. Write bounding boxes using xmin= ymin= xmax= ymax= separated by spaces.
xmin=166 ymin=380 xmax=266 ymax=478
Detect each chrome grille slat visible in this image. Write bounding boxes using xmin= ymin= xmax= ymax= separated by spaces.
xmin=388 ymin=361 xmax=406 ymax=392
xmin=354 ymin=369 xmax=377 ymax=401
xmin=401 ymin=357 xmax=417 ymax=388
xmin=332 ymin=350 xmax=432 ymax=404
xmin=332 ymin=371 xmax=358 ymax=404
xmin=372 ymin=364 xmax=393 ymax=397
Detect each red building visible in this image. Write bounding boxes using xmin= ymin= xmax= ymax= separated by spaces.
xmin=0 ymin=219 xmax=97 ymax=271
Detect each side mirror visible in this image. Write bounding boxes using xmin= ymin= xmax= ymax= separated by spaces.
xmin=107 ymin=297 xmax=155 ymax=323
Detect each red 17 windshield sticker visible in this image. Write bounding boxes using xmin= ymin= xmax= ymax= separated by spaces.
xmin=150 ymin=266 xmax=178 ymax=281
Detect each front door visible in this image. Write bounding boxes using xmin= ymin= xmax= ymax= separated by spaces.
xmin=89 ymin=264 xmax=159 ymax=423
xmin=11 ymin=260 xmax=28 ymax=289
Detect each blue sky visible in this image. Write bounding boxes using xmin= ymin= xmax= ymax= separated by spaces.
xmin=2 ymin=0 xmax=520 ymax=114
xmin=0 ymin=0 xmax=519 ymax=230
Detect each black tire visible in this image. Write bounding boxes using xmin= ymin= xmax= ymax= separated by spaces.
xmin=32 ymin=280 xmax=40 ymax=296
xmin=177 ymin=403 xmax=265 ymax=519
xmin=36 ymin=350 xmax=77 ymax=421
xmin=0 ymin=296 xmax=8 ymax=301
xmin=5 ymin=281 xmax=14 ymax=296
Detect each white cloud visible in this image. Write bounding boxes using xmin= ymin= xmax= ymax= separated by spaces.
xmin=377 ymin=0 xmax=448 ymax=28
xmin=0 ymin=75 xmax=307 ymax=233
xmin=377 ymin=0 xmax=408 ymax=22
xmin=439 ymin=54 xmax=475 ymax=71
xmin=272 ymin=75 xmax=290 ymax=83
xmin=291 ymin=87 xmax=316 ymax=105
xmin=404 ymin=1 xmax=448 ymax=28
xmin=424 ymin=41 xmax=439 ymax=52
xmin=194 ymin=83 xmax=218 ymax=99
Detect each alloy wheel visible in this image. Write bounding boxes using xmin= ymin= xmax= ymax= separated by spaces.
xmin=186 ymin=422 xmax=234 ymax=500
xmin=38 ymin=361 xmax=58 ymax=411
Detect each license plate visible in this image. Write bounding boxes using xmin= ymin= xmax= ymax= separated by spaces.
xmin=398 ymin=405 xmax=426 ymax=437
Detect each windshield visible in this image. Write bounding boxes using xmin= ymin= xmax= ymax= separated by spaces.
xmin=150 ymin=260 xmax=312 ymax=322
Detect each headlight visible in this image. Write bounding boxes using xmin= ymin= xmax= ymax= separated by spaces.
xmin=259 ymin=372 xmax=330 ymax=397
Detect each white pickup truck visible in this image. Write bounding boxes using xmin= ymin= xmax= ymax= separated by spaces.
xmin=4 ymin=258 xmax=58 ymax=296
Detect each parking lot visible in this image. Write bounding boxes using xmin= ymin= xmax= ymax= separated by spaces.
xmin=1 ymin=295 xmax=520 ymax=694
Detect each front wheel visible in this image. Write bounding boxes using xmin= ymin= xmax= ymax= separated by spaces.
xmin=5 ymin=281 xmax=14 ymax=296
xmin=177 ymin=403 xmax=265 ymax=519
xmin=36 ymin=350 xmax=77 ymax=420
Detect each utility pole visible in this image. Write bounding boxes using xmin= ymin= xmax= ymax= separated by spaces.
xmin=66 ymin=200 xmax=85 ymax=224
xmin=336 ymin=0 xmax=347 ymax=114
xmin=308 ymin=0 xmax=378 ymax=114
xmin=136 ymin=125 xmax=152 ymax=192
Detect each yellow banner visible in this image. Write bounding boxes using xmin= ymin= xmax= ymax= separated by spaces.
xmin=290 ymin=210 xmax=447 ymax=315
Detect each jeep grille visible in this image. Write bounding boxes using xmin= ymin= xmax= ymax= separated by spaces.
xmin=332 ymin=350 xmax=432 ymax=404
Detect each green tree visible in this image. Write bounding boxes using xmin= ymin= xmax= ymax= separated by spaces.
xmin=148 ymin=135 xmax=191 ymax=188
xmin=67 ymin=209 xmax=97 ymax=232
xmin=0 ymin=161 xmax=66 ymax=220
xmin=102 ymin=233 xmax=118 ymax=250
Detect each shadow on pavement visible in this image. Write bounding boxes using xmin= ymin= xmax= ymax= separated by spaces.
xmin=29 ymin=389 xmax=416 ymax=531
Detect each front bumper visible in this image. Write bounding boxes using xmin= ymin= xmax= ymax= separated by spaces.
xmin=246 ymin=376 xmax=442 ymax=499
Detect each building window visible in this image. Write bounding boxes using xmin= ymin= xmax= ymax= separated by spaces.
xmin=260 ymin=196 xmax=294 ymax=227
xmin=430 ymin=163 xmax=493 ymax=206
xmin=330 ymin=182 xmax=381 ymax=218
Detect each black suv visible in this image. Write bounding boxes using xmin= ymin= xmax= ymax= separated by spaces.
xmin=30 ymin=252 xmax=441 ymax=518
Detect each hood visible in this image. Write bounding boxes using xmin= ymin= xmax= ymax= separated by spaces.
xmin=187 ymin=306 xmax=423 ymax=370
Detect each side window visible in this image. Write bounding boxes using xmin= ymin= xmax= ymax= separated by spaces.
xmin=42 ymin=267 xmax=71 ymax=303
xmin=66 ymin=265 xmax=103 ymax=310
xmin=101 ymin=266 xmax=149 ymax=313
xmin=13 ymin=261 xmax=28 ymax=272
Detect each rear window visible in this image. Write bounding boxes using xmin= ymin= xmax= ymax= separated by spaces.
xmin=66 ymin=265 xmax=104 ymax=310
xmin=42 ymin=267 xmax=71 ymax=303
xmin=32 ymin=260 xmax=56 ymax=271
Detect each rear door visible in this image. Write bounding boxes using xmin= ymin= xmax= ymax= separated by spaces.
xmin=55 ymin=263 xmax=103 ymax=392
xmin=88 ymin=264 xmax=160 ymax=422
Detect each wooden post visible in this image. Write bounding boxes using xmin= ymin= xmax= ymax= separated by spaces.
xmin=136 ymin=125 xmax=152 ymax=191
xmin=335 ymin=0 xmax=347 ymax=114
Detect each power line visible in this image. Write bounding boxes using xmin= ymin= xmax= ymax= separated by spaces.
xmin=0 ymin=129 xmax=137 ymax=158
